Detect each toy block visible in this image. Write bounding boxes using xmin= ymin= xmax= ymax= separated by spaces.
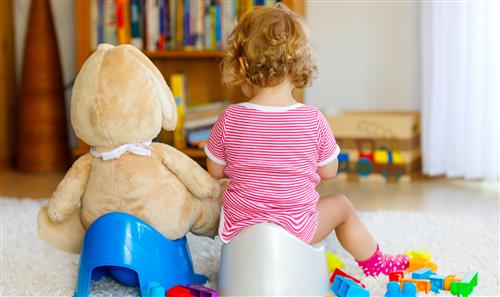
xmin=444 ymin=275 xmax=462 ymax=291
xmin=145 ymin=281 xmax=166 ymax=297
xmin=329 ymin=268 xmax=365 ymax=288
xmin=182 ymin=284 xmax=219 ymax=297
xmin=449 ymin=272 xmax=478 ymax=297
xmin=385 ymin=281 xmax=417 ymax=297
xmin=326 ymin=251 xmax=344 ymax=273
xmin=429 ymin=274 xmax=445 ymax=293
xmin=399 ymin=279 xmax=430 ymax=294
xmin=405 ymin=249 xmax=432 ymax=261
xmin=332 ymin=276 xmax=370 ymax=297
xmin=389 ymin=271 xmax=405 ymax=282
xmin=167 ymin=285 xmax=194 ymax=297
xmin=412 ymin=268 xmax=435 ymax=280
xmin=408 ymin=257 xmax=437 ymax=272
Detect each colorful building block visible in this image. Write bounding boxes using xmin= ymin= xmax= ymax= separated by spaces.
xmin=405 ymin=249 xmax=432 ymax=261
xmin=332 ymin=276 xmax=370 ymax=297
xmin=429 ymin=274 xmax=445 ymax=293
xmin=326 ymin=252 xmax=344 ymax=273
xmin=389 ymin=271 xmax=405 ymax=282
xmin=146 ymin=281 xmax=166 ymax=297
xmin=444 ymin=275 xmax=462 ymax=291
xmin=182 ymin=284 xmax=219 ymax=297
xmin=329 ymin=268 xmax=365 ymax=288
xmin=167 ymin=285 xmax=194 ymax=297
xmin=408 ymin=257 xmax=437 ymax=272
xmin=385 ymin=281 xmax=417 ymax=297
xmin=399 ymin=279 xmax=431 ymax=294
xmin=450 ymin=272 xmax=478 ymax=297
xmin=412 ymin=268 xmax=435 ymax=280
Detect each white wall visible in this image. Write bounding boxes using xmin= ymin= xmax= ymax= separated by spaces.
xmin=305 ymin=1 xmax=420 ymax=113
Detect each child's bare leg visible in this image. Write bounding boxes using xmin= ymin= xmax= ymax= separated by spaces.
xmin=310 ymin=194 xmax=409 ymax=276
xmin=309 ymin=194 xmax=377 ymax=260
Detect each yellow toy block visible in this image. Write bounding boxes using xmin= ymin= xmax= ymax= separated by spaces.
xmin=399 ymin=278 xmax=431 ymax=294
xmin=405 ymin=249 xmax=432 ymax=261
xmin=326 ymin=252 xmax=344 ymax=273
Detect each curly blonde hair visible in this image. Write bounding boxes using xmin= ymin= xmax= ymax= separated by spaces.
xmin=221 ymin=3 xmax=317 ymax=89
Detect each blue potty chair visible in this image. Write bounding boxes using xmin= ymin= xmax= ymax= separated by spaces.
xmin=75 ymin=212 xmax=207 ymax=297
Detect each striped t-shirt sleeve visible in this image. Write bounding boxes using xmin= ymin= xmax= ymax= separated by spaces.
xmin=205 ymin=110 xmax=227 ymax=165
xmin=317 ymin=111 xmax=340 ymax=166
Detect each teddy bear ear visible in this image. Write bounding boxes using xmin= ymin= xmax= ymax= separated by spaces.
xmin=121 ymin=44 xmax=178 ymax=131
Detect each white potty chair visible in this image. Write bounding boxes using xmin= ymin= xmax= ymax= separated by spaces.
xmin=218 ymin=223 xmax=333 ymax=297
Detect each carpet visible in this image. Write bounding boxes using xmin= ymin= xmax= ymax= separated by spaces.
xmin=1 ymin=198 xmax=498 ymax=297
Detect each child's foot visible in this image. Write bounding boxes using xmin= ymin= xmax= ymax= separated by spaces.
xmin=356 ymin=245 xmax=409 ymax=276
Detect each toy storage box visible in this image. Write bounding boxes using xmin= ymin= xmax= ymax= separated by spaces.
xmin=326 ymin=111 xmax=421 ymax=182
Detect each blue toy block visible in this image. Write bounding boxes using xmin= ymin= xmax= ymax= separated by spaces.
xmin=146 ymin=281 xmax=166 ymax=297
xmin=74 ymin=212 xmax=208 ymax=297
xmin=384 ymin=281 xmax=416 ymax=297
xmin=429 ymin=274 xmax=445 ymax=293
xmin=332 ymin=276 xmax=369 ymax=297
xmin=412 ymin=268 xmax=435 ymax=280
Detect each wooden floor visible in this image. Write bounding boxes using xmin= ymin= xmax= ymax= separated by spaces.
xmin=1 ymin=170 xmax=498 ymax=217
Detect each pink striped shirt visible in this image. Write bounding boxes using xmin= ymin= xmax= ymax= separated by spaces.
xmin=205 ymin=102 xmax=339 ymax=243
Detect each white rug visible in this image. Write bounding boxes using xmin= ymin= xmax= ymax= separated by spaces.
xmin=1 ymin=198 xmax=498 ymax=297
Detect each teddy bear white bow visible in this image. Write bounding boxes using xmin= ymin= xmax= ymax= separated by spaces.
xmin=90 ymin=140 xmax=153 ymax=160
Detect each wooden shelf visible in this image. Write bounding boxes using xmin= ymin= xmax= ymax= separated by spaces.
xmin=144 ymin=50 xmax=224 ymax=59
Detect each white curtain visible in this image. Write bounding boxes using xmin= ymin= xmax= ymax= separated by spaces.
xmin=421 ymin=0 xmax=500 ymax=180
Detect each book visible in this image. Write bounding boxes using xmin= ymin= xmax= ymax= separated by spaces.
xmin=170 ymin=74 xmax=187 ymax=148
xmin=130 ymin=0 xmax=143 ymax=49
xmin=103 ymin=0 xmax=117 ymax=44
xmin=93 ymin=0 xmax=279 ymax=51
xmin=145 ymin=0 xmax=159 ymax=51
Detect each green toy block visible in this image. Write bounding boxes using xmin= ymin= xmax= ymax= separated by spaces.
xmin=326 ymin=251 xmax=344 ymax=273
xmin=450 ymin=272 xmax=478 ymax=297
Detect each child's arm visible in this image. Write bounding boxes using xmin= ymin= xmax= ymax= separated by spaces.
xmin=207 ymin=159 xmax=226 ymax=179
xmin=317 ymin=159 xmax=339 ymax=180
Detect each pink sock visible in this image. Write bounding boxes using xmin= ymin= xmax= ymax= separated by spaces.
xmin=356 ymin=245 xmax=409 ymax=277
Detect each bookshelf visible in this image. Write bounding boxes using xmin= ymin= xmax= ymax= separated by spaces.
xmin=74 ymin=0 xmax=306 ymax=159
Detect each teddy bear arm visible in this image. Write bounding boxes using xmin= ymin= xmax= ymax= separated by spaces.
xmin=48 ymin=153 xmax=92 ymax=222
xmin=153 ymin=143 xmax=220 ymax=199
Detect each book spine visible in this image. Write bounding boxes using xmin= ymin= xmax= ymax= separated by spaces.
xmin=158 ymin=0 xmax=166 ymax=50
xmin=130 ymin=0 xmax=143 ymax=49
xmin=116 ymin=0 xmax=127 ymax=43
xmin=183 ymin=0 xmax=191 ymax=48
xmin=176 ymin=0 xmax=184 ymax=49
xmin=104 ymin=1 xmax=118 ymax=44
xmin=215 ymin=0 xmax=221 ymax=49
xmin=90 ymin=0 xmax=98 ymax=49
xmin=145 ymin=0 xmax=159 ymax=51
xmin=97 ymin=0 xmax=105 ymax=44
xmin=210 ymin=3 xmax=215 ymax=50
xmin=204 ymin=0 xmax=211 ymax=49
xmin=169 ymin=0 xmax=177 ymax=49
xmin=171 ymin=74 xmax=187 ymax=149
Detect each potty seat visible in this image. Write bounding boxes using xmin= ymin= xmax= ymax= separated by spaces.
xmin=74 ymin=212 xmax=207 ymax=296
xmin=218 ymin=223 xmax=333 ymax=296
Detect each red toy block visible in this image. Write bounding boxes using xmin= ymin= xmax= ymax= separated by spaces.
xmin=329 ymin=268 xmax=365 ymax=288
xmin=167 ymin=285 xmax=195 ymax=297
xmin=389 ymin=271 xmax=405 ymax=282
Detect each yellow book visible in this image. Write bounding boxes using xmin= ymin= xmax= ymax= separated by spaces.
xmin=170 ymin=74 xmax=186 ymax=149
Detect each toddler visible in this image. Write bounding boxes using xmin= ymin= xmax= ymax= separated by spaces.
xmin=205 ymin=4 xmax=408 ymax=277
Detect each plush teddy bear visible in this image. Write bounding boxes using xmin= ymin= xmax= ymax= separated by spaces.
xmin=38 ymin=44 xmax=223 ymax=254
